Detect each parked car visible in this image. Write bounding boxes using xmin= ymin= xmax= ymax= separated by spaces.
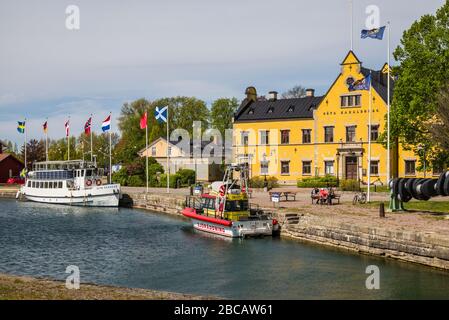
xmin=6 ymin=176 xmax=25 ymax=185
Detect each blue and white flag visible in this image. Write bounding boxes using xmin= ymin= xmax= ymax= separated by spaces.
xmin=361 ymin=26 xmax=386 ymax=40
xmin=154 ymin=106 xmax=168 ymax=123
xmin=102 ymin=115 xmax=111 ymax=132
xmin=349 ymin=74 xmax=371 ymax=91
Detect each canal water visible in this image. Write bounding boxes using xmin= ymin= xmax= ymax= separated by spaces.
xmin=1 ymin=198 xmax=448 ymax=299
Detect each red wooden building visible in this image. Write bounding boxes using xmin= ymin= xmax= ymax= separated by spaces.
xmin=0 ymin=141 xmax=24 ymax=183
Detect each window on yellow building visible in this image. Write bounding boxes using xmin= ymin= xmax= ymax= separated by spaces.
xmin=151 ymin=146 xmax=156 ymax=156
xmin=302 ymin=129 xmax=311 ymax=144
xmin=325 ymin=161 xmax=334 ymax=175
xmin=370 ymin=161 xmax=379 ymax=175
xmin=260 ymin=130 xmax=269 ymax=145
xmin=405 ymin=160 xmax=416 ymax=176
xmin=341 ymin=94 xmax=361 ymax=107
xmin=302 ymin=161 xmax=312 ymax=175
xmin=241 ymin=131 xmax=249 ymax=146
xmin=281 ymin=130 xmax=290 ymax=144
xmin=324 ymin=126 xmax=334 ymax=143
xmin=281 ymin=161 xmax=290 ymax=175
xmin=369 ymin=125 xmax=379 ymax=141
xmin=346 ymin=126 xmax=356 ymax=142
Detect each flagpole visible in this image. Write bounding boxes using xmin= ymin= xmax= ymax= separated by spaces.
xmin=24 ymin=118 xmax=27 ymax=169
xmin=67 ymin=116 xmax=70 ymax=161
xmin=109 ymin=112 xmax=112 ymax=184
xmin=45 ymin=118 xmax=48 ymax=162
xmin=350 ymin=0 xmax=354 ymax=51
xmin=367 ymin=71 xmax=372 ymax=203
xmin=387 ymin=21 xmax=391 ymax=186
xmin=166 ymin=106 xmax=170 ymax=194
xmin=90 ymin=113 xmax=93 ymax=162
xmin=145 ymin=110 xmax=149 ymax=193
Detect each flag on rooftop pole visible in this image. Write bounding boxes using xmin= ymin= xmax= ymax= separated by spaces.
xmin=361 ymin=26 xmax=386 ymax=40
xmin=17 ymin=121 xmax=25 ymax=134
xmin=154 ymin=106 xmax=169 ymax=193
xmin=349 ymin=74 xmax=371 ymax=91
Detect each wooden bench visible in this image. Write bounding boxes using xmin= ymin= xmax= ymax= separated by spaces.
xmin=269 ymin=191 xmax=297 ymax=202
xmin=311 ymin=189 xmax=341 ymax=205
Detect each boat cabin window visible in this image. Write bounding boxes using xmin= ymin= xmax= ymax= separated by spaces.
xmin=225 ymin=200 xmax=249 ymax=212
xmin=58 ymin=181 xmax=63 ymax=188
xmin=27 ymin=181 xmax=31 ymax=187
xmin=86 ymin=169 xmax=93 ymax=177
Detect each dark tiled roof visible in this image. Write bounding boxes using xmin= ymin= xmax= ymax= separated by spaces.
xmin=361 ymin=67 xmax=395 ymax=104
xmin=234 ymin=96 xmax=323 ymax=122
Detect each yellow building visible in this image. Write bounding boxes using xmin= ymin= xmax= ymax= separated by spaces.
xmin=233 ymin=51 xmax=433 ymax=185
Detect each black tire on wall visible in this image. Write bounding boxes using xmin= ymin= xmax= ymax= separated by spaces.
xmin=412 ymin=178 xmax=430 ymax=201
xmin=406 ymin=178 xmax=416 ymax=199
xmin=435 ymin=171 xmax=447 ymax=196
xmin=444 ymin=173 xmax=449 ymax=197
xmin=398 ymin=178 xmax=412 ymax=202
xmin=420 ymin=179 xmax=438 ymax=198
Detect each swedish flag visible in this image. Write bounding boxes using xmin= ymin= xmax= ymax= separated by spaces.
xmin=17 ymin=121 xmax=25 ymax=134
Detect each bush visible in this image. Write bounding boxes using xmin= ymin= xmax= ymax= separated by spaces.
xmin=112 ymin=168 xmax=128 ymax=186
xmin=176 ymin=169 xmax=196 ymax=186
xmin=127 ymin=175 xmax=145 ymax=187
xmin=297 ymin=175 xmax=338 ymax=188
xmin=159 ymin=173 xmax=181 ymax=188
xmin=340 ymin=179 xmax=360 ymax=191
xmin=249 ymin=176 xmax=279 ymax=189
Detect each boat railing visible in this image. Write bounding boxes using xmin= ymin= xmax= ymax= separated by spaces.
xmin=185 ymin=196 xmax=204 ymax=213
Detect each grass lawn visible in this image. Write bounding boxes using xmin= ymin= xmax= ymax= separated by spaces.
xmin=363 ymin=200 xmax=449 ymax=214
xmin=361 ymin=185 xmax=390 ymax=193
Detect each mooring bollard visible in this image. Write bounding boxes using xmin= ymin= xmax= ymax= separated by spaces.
xmin=379 ymin=202 xmax=385 ymax=218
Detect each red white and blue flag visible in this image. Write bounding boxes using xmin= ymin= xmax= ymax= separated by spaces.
xmin=102 ymin=115 xmax=111 ymax=132
xmin=84 ymin=117 xmax=92 ymax=135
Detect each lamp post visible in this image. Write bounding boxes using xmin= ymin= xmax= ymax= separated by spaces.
xmin=336 ymin=151 xmax=340 ymax=187
xmin=417 ymin=144 xmax=427 ymax=178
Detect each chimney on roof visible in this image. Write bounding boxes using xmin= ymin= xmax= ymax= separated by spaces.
xmin=245 ymin=86 xmax=257 ymax=102
xmin=267 ymin=91 xmax=278 ymax=101
xmin=306 ymin=88 xmax=315 ymax=97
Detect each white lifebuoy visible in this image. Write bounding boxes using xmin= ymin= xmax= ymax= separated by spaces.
xmin=86 ymin=179 xmax=92 ymax=186
xmin=96 ymin=179 xmax=102 ymax=186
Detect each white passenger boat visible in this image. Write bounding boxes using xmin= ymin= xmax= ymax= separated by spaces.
xmin=18 ymin=160 xmax=121 ymax=207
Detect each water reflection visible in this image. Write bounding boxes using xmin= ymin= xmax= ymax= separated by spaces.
xmin=0 ymin=199 xmax=448 ymax=299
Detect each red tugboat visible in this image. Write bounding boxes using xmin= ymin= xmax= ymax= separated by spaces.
xmin=182 ymin=164 xmax=279 ymax=238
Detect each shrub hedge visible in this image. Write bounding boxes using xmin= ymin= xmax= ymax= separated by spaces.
xmin=249 ymin=176 xmax=279 ymax=189
xmin=297 ymin=175 xmax=338 ymax=188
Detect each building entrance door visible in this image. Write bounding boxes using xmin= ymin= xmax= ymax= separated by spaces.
xmin=345 ymin=156 xmax=358 ymax=180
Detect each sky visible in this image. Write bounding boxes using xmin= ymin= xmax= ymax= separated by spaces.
xmin=0 ymin=0 xmax=445 ymax=144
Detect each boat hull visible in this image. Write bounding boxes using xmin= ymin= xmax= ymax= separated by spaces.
xmin=21 ymin=184 xmax=121 ymax=207
xmin=183 ymin=208 xmax=274 ymax=238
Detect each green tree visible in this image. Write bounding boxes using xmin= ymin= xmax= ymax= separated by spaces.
xmin=390 ymin=1 xmax=449 ymax=168
xmin=281 ymin=85 xmax=306 ymax=99
xmin=115 ymin=96 xmax=210 ymax=164
xmin=21 ymin=139 xmax=45 ymax=167
xmin=210 ymin=98 xmax=239 ymax=137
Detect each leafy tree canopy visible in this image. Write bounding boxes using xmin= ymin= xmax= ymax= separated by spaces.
xmin=390 ymin=0 xmax=449 ymax=167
